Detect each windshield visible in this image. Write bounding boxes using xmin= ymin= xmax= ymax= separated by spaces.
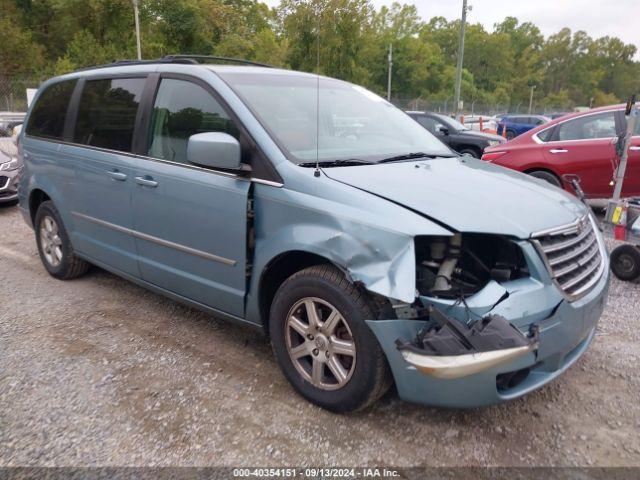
xmin=434 ymin=114 xmax=468 ymax=131
xmin=217 ymin=71 xmax=453 ymax=164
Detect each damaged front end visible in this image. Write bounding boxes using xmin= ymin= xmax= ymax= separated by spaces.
xmin=388 ymin=233 xmax=539 ymax=380
xmin=396 ymin=308 xmax=538 ymax=379
xmin=365 ymin=228 xmax=608 ymax=408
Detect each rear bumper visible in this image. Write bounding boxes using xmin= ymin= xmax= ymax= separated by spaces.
xmin=366 ymin=255 xmax=610 ymax=408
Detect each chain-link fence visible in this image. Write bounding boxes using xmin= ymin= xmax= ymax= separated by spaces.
xmin=0 ymin=78 xmax=45 ymax=112
xmin=392 ymin=98 xmax=574 ymax=117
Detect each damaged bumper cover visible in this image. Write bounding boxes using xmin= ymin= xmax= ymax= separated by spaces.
xmin=395 ymin=309 xmax=539 ymax=380
xmin=366 ymin=246 xmax=610 ymax=408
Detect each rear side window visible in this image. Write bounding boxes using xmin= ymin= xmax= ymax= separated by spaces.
xmin=26 ymin=80 xmax=76 ymax=140
xmin=147 ymin=78 xmax=239 ymax=165
xmin=557 ymin=112 xmax=617 ymax=141
xmin=74 ymin=78 xmax=145 ymax=152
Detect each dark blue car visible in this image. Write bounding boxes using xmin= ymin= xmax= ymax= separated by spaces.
xmin=497 ymin=114 xmax=550 ymax=140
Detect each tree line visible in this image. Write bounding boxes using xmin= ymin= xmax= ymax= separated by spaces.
xmin=2 ymin=0 xmax=639 ymax=111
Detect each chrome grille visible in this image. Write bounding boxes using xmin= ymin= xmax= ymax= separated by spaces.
xmin=532 ymin=216 xmax=604 ymax=300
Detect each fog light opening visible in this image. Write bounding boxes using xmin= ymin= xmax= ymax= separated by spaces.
xmin=496 ymin=367 xmax=530 ymax=392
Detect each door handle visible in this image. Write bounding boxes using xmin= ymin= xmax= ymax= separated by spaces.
xmin=134 ymin=176 xmax=158 ymax=188
xmin=549 ymin=148 xmax=568 ymax=154
xmin=107 ymin=170 xmax=127 ymax=181
xmin=629 ymin=146 xmax=640 ymax=151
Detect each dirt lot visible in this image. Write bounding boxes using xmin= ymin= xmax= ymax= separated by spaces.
xmin=1 ymin=204 xmax=639 ymax=467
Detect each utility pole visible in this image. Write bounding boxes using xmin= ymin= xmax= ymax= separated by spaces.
xmin=453 ymin=0 xmax=469 ymax=119
xmin=133 ymin=0 xmax=142 ymax=60
xmin=387 ymin=43 xmax=393 ymax=101
xmin=528 ymin=85 xmax=536 ymax=114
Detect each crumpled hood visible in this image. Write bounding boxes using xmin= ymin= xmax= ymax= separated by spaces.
xmin=323 ymin=157 xmax=587 ymax=239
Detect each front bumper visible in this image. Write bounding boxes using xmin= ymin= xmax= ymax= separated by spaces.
xmin=367 ymin=240 xmax=610 ymax=408
xmin=0 ymin=168 xmax=19 ymax=204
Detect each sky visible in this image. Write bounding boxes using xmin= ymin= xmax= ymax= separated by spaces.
xmin=264 ymin=0 xmax=640 ymax=57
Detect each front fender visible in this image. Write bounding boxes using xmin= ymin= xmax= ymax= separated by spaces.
xmin=246 ymin=181 xmax=452 ymax=322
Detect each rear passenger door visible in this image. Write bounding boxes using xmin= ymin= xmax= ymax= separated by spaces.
xmin=541 ymin=111 xmax=618 ymax=198
xmin=132 ymin=76 xmax=250 ymax=317
xmin=62 ymin=77 xmax=146 ymax=276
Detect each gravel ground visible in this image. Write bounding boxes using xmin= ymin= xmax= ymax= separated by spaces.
xmin=0 ymin=204 xmax=639 ymax=467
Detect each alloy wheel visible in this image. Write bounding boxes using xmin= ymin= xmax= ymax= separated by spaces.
xmin=285 ymin=297 xmax=356 ymax=391
xmin=39 ymin=215 xmax=63 ymax=267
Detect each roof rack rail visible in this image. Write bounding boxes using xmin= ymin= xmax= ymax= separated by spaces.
xmin=72 ymin=55 xmax=272 ymax=74
xmin=161 ymin=54 xmax=273 ymax=68
xmin=73 ymin=57 xmax=197 ymax=72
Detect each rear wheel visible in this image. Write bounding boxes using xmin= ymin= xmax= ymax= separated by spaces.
xmin=505 ymin=129 xmax=516 ymax=140
xmin=269 ymin=265 xmax=391 ymax=412
xmin=610 ymin=244 xmax=640 ymax=281
xmin=35 ymin=201 xmax=90 ymax=279
xmin=528 ymin=170 xmax=562 ymax=188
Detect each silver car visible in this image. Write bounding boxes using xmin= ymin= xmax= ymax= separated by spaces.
xmin=0 ymin=136 xmax=19 ymax=205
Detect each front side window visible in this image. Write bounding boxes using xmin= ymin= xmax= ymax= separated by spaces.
xmin=415 ymin=116 xmax=439 ymax=134
xmin=537 ymin=127 xmax=555 ymax=142
xmin=74 ymin=78 xmax=145 ymax=152
xmin=147 ymin=78 xmax=238 ymax=164
xmin=217 ymin=72 xmax=452 ymax=164
xmin=26 ymin=80 xmax=76 ymax=140
xmin=557 ymin=112 xmax=616 ymax=141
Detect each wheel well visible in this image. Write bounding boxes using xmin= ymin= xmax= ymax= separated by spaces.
xmin=458 ymin=145 xmax=482 ymax=157
xmin=259 ymin=251 xmax=338 ymax=334
xmin=29 ymin=189 xmax=50 ymax=225
xmin=523 ymin=168 xmax=562 ymax=185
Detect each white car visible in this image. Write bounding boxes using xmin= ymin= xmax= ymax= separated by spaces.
xmin=461 ymin=115 xmax=499 ymax=134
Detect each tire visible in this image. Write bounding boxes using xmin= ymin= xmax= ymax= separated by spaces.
xmin=269 ymin=264 xmax=392 ymax=412
xmin=528 ymin=170 xmax=562 ymax=188
xmin=459 ymin=148 xmax=480 ymax=158
xmin=34 ymin=201 xmax=90 ymax=279
xmin=505 ymin=129 xmax=516 ymax=140
xmin=610 ymin=244 xmax=640 ymax=281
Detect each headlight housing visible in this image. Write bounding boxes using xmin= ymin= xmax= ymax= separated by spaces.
xmin=488 ymin=140 xmax=502 ymax=147
xmin=0 ymin=158 xmax=19 ymax=172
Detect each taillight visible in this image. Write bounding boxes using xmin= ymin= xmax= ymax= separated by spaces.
xmin=481 ymin=151 xmax=507 ymax=162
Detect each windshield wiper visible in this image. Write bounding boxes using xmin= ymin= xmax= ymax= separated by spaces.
xmin=298 ymin=159 xmax=373 ymax=168
xmin=377 ymin=152 xmax=456 ymax=163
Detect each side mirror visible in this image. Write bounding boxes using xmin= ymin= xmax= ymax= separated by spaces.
xmin=187 ymin=132 xmax=242 ymax=170
xmin=11 ymin=124 xmax=22 ymax=146
xmin=438 ymin=126 xmax=449 ymax=135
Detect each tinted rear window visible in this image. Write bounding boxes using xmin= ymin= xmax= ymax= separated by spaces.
xmin=74 ymin=78 xmax=145 ymax=152
xmin=26 ymin=80 xmax=76 ymax=140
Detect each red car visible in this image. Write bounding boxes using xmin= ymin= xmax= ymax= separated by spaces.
xmin=482 ymin=105 xmax=640 ymax=198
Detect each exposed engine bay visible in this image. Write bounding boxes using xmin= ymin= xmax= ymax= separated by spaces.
xmin=415 ymin=233 xmax=529 ymax=299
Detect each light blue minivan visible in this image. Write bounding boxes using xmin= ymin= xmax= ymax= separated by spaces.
xmin=17 ymin=56 xmax=609 ymax=411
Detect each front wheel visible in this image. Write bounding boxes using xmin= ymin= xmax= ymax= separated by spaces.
xmin=459 ymin=148 xmax=480 ymax=158
xmin=505 ymin=129 xmax=516 ymax=140
xmin=610 ymin=244 xmax=640 ymax=281
xmin=269 ymin=265 xmax=391 ymax=412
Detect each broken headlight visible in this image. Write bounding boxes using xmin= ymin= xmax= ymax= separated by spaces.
xmin=415 ymin=233 xmax=528 ymax=299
